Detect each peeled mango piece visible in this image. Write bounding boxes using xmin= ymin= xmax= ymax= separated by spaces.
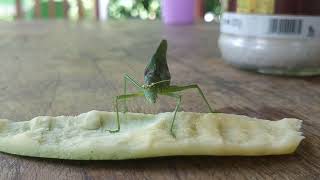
xmin=0 ymin=111 xmax=304 ymax=160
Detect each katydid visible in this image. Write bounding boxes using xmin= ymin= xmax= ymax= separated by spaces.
xmin=108 ymin=39 xmax=214 ymax=137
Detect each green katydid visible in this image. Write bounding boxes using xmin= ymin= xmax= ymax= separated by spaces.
xmin=108 ymin=39 xmax=214 ymax=137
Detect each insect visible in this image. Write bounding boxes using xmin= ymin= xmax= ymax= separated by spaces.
xmin=108 ymin=39 xmax=214 ymax=137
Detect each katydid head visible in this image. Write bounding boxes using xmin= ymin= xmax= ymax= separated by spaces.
xmin=144 ymin=89 xmax=158 ymax=103
xmin=144 ymin=39 xmax=171 ymax=87
xmin=142 ymin=83 xmax=159 ymax=103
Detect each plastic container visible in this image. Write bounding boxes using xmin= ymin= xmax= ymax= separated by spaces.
xmin=218 ymin=0 xmax=320 ymax=76
xmin=161 ymin=0 xmax=195 ymax=25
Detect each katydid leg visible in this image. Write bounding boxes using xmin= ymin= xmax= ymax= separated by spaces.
xmin=161 ymin=85 xmax=214 ymax=113
xmin=123 ymin=74 xmax=143 ymax=113
xmin=107 ymin=93 xmax=143 ymax=133
xmin=149 ymin=79 xmax=170 ymax=87
xmin=163 ymin=93 xmax=182 ymax=137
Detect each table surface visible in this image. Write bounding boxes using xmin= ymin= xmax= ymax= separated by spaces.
xmin=0 ymin=20 xmax=319 ymax=180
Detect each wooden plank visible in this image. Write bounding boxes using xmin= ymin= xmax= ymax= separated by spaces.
xmin=0 ymin=21 xmax=318 ymax=180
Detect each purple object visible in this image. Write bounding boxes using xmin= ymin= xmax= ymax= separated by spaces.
xmin=161 ymin=0 xmax=195 ymax=25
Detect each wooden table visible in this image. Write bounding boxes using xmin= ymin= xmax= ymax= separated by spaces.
xmin=0 ymin=20 xmax=319 ymax=180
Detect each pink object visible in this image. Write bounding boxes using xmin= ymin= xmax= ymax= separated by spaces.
xmin=161 ymin=0 xmax=195 ymax=25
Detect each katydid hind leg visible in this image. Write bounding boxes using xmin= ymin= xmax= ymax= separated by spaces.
xmin=163 ymin=85 xmax=214 ymax=113
xmin=164 ymin=93 xmax=182 ymax=137
xmin=107 ymin=93 xmax=143 ymax=133
xmin=192 ymin=85 xmax=214 ymax=113
xmin=123 ymin=75 xmax=128 ymax=113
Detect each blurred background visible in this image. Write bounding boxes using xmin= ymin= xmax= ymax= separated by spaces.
xmin=0 ymin=0 xmax=221 ymax=22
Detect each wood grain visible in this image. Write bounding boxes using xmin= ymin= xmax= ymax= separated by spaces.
xmin=0 ymin=20 xmax=319 ymax=180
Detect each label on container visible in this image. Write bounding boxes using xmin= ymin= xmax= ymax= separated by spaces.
xmin=237 ymin=0 xmax=275 ymax=14
xmin=224 ymin=0 xmax=320 ymax=15
xmin=221 ymin=13 xmax=320 ymax=39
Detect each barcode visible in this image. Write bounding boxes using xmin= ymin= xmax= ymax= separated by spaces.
xmin=269 ymin=19 xmax=303 ymax=35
